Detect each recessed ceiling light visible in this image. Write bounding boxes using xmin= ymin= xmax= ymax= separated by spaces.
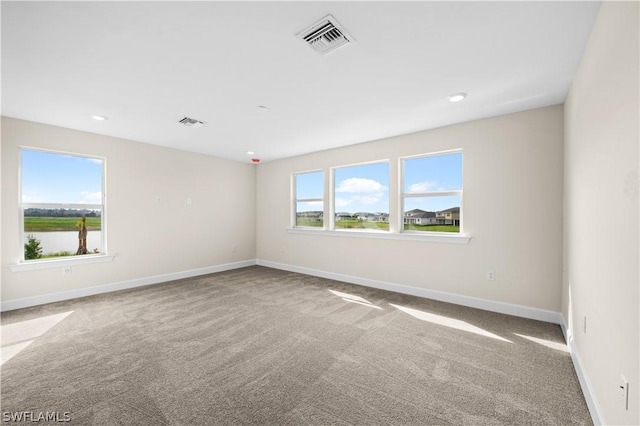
xmin=91 ymin=115 xmax=108 ymax=121
xmin=246 ymin=151 xmax=255 ymax=155
xmin=448 ymin=93 xmax=467 ymax=103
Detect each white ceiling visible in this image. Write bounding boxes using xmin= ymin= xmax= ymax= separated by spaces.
xmin=2 ymin=1 xmax=600 ymax=163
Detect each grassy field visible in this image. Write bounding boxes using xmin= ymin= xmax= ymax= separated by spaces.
xmin=42 ymin=251 xmax=74 ymax=258
xmin=335 ymin=219 xmax=389 ymax=230
xmin=24 ymin=217 xmax=101 ymax=232
xmin=296 ymin=218 xmax=459 ymax=233
xmin=404 ymin=224 xmax=459 ymax=232
xmin=296 ymin=218 xmax=390 ymax=230
xmin=296 ymin=218 xmax=323 ymax=227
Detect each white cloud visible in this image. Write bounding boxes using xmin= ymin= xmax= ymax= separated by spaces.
xmin=336 ymin=178 xmax=386 ymax=194
xmin=335 ymin=178 xmax=387 ymax=207
xmin=407 ymin=181 xmax=438 ymax=193
xmin=335 ymin=195 xmax=383 ymax=207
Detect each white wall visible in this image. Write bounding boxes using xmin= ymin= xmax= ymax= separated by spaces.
xmin=256 ymin=105 xmax=564 ymax=313
xmin=563 ymin=2 xmax=639 ymax=425
xmin=1 ymin=117 xmax=256 ymax=304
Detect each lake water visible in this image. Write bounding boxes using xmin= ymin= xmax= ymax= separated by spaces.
xmin=26 ymin=231 xmax=102 ymax=255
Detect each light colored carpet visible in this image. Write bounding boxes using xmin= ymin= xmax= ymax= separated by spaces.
xmin=1 ymin=266 xmax=591 ymax=425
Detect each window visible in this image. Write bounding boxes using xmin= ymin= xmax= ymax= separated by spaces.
xmin=333 ymin=161 xmax=389 ymax=231
xmin=293 ymin=170 xmax=324 ymax=228
xmin=402 ymin=151 xmax=462 ymax=233
xmin=289 ymin=152 xmax=468 ymax=243
xmin=20 ymin=148 xmax=105 ymax=261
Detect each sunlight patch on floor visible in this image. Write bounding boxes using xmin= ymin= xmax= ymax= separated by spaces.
xmin=514 ymin=333 xmax=568 ymax=353
xmin=1 ymin=311 xmax=74 ymax=365
xmin=389 ymin=304 xmax=512 ymax=343
xmin=329 ymin=290 xmax=383 ymax=310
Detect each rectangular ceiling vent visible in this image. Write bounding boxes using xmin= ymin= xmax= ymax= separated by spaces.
xmin=179 ymin=116 xmax=205 ymax=128
xmin=297 ymin=15 xmax=354 ymax=55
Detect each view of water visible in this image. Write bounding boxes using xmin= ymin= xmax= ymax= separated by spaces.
xmin=26 ymin=231 xmax=102 ymax=255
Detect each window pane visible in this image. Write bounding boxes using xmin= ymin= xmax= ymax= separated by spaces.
xmin=404 ymin=196 xmax=460 ymax=233
xmin=295 ymin=171 xmax=323 ymax=227
xmin=21 ymin=149 xmax=105 ymax=260
xmin=22 ymin=150 xmax=103 ymax=204
xmin=296 ymin=171 xmax=323 ymax=199
xmin=23 ymin=208 xmax=102 ymax=259
xmin=296 ymin=202 xmax=323 ymax=227
xmin=404 ymin=152 xmax=462 ymax=193
xmin=334 ymin=162 xmax=389 ymax=231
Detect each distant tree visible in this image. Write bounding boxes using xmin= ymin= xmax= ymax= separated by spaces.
xmin=24 ymin=208 xmax=101 ymax=218
xmin=24 ymin=234 xmax=43 ymax=260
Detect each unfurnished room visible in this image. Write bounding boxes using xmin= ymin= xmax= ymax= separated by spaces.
xmin=1 ymin=1 xmax=638 ymax=425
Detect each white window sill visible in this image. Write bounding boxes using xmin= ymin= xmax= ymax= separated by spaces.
xmin=9 ymin=254 xmax=116 ymax=272
xmin=287 ymin=228 xmax=471 ymax=244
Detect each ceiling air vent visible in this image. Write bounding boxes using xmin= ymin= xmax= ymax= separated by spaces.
xmin=178 ymin=116 xmax=205 ymax=128
xmin=297 ymin=15 xmax=354 ymax=55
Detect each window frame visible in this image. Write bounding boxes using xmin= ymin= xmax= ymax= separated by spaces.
xmin=288 ymin=151 xmax=469 ymax=244
xmin=17 ymin=146 xmax=110 ymax=266
xmin=400 ymin=149 xmax=464 ymax=235
xmin=291 ymin=169 xmax=325 ymax=229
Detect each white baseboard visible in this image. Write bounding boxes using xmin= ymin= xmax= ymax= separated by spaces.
xmin=3 ymin=258 xmax=562 ymax=324
xmin=560 ymin=318 xmax=603 ymax=425
xmin=256 ymin=259 xmax=563 ymax=324
xmin=0 ymin=259 xmax=256 ymax=312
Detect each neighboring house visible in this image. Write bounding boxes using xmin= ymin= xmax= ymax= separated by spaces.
xmin=335 ymin=212 xmax=353 ymax=221
xmin=336 ymin=212 xmax=388 ymax=222
xmin=435 ymin=207 xmax=460 ymax=226
xmin=403 ymin=209 xmax=437 ymax=225
xmin=297 ymin=211 xmax=323 ymax=221
xmin=375 ymin=213 xmax=389 ymax=222
xmin=404 ymin=208 xmax=460 ymax=226
xmin=356 ymin=213 xmax=377 ymax=221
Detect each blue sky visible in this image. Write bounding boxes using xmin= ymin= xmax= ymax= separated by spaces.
xmin=21 ymin=149 xmax=103 ymax=205
xmin=297 ymin=152 xmax=462 ymax=213
xmin=403 ymin=153 xmax=462 ymax=213
xmin=334 ymin=162 xmax=389 ymax=213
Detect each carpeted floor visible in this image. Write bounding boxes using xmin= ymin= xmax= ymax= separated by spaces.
xmin=1 ymin=266 xmax=591 ymax=425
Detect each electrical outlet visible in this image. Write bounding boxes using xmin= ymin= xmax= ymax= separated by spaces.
xmin=231 ymin=245 xmax=237 ymax=253
xmin=155 ymin=196 xmax=161 ymax=205
xmin=487 ymin=270 xmax=496 ymax=281
xmin=63 ymin=267 xmax=72 ymax=276
xmin=620 ymin=375 xmax=629 ymax=410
